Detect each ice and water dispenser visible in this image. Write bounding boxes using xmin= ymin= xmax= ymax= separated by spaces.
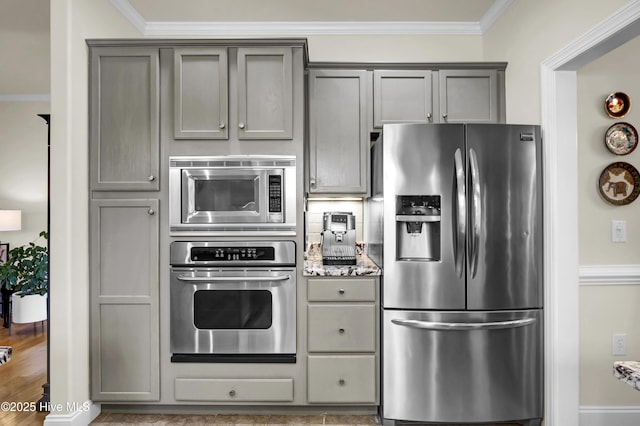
xmin=395 ymin=195 xmax=441 ymax=261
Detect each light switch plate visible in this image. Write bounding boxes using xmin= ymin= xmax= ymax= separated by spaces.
xmin=611 ymin=220 xmax=627 ymax=243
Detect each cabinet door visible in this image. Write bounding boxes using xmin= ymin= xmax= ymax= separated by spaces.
xmin=308 ymin=304 xmax=376 ymax=352
xmin=173 ymin=47 xmax=228 ymax=139
xmin=237 ymin=47 xmax=293 ymax=139
xmin=308 ymin=355 xmax=376 ymax=404
xmin=438 ymin=69 xmax=498 ymax=123
xmin=90 ymin=199 xmax=159 ymax=401
xmin=90 ymin=47 xmax=159 ymax=191
xmin=373 ymin=70 xmax=433 ymax=128
xmin=308 ymin=69 xmax=369 ymax=194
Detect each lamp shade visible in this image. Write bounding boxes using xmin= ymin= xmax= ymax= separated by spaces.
xmin=0 ymin=210 xmax=22 ymax=231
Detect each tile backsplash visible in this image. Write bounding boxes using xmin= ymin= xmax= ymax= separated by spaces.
xmin=305 ymin=199 xmax=364 ymax=247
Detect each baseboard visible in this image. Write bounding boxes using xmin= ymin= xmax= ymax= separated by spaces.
xmin=43 ymin=401 xmax=100 ymax=426
xmin=579 ymin=406 xmax=640 ymax=426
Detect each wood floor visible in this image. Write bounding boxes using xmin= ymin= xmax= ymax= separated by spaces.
xmin=0 ymin=321 xmax=48 ymax=426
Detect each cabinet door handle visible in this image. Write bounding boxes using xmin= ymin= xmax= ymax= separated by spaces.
xmin=338 ymin=379 xmax=346 ymax=386
xmin=338 ymin=288 xmax=345 ymax=295
xmin=148 ymin=175 xmax=155 ymax=182
xmin=238 ymin=122 xmax=245 ymax=129
xmin=338 ymin=328 xmax=345 ymax=334
xmin=442 ymin=113 xmax=448 ymax=121
xmin=310 ymin=178 xmax=316 ymax=188
xmin=219 ymin=122 xmax=225 ymax=129
xmin=229 ymin=390 xmax=236 ymax=397
xmin=148 ymin=209 xmax=155 ymax=216
xmin=427 ymin=113 xmax=432 ymax=122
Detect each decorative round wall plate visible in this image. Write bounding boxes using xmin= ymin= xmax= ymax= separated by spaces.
xmin=604 ymin=92 xmax=631 ymax=118
xmin=598 ymin=162 xmax=640 ymax=205
xmin=605 ymin=122 xmax=638 ymax=155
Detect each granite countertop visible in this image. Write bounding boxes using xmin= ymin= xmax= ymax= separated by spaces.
xmin=614 ymin=361 xmax=640 ymax=390
xmin=0 ymin=346 xmax=12 ymax=365
xmin=303 ymin=243 xmax=381 ymax=277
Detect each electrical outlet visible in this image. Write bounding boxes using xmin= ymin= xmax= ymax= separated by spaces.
xmin=613 ymin=333 xmax=627 ymax=356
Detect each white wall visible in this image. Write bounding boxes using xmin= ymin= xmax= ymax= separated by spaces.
xmin=577 ymin=36 xmax=640 ymax=406
xmin=483 ymin=0 xmax=629 ymax=124
xmin=0 ymin=101 xmax=48 ymax=247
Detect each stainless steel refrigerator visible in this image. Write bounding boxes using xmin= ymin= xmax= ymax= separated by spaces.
xmin=368 ymin=124 xmax=543 ymax=426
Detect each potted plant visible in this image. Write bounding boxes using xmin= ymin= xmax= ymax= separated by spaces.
xmin=0 ymin=231 xmax=48 ymax=324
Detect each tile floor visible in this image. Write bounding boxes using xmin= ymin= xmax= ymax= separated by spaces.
xmin=90 ymin=413 xmax=380 ymax=425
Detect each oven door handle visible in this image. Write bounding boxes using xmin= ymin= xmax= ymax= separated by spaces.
xmin=176 ymin=274 xmax=291 ymax=282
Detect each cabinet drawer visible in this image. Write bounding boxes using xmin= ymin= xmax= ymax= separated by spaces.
xmin=308 ymin=278 xmax=376 ymax=302
xmin=308 ymin=355 xmax=376 ymax=404
xmin=308 ymin=304 xmax=375 ymax=352
xmin=174 ymin=378 xmax=293 ymax=402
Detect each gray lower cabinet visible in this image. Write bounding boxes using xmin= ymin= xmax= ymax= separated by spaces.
xmin=438 ymin=69 xmax=500 ymax=123
xmin=89 ymin=47 xmax=160 ymax=191
xmin=175 ymin=378 xmax=294 ymax=402
xmin=306 ymin=277 xmax=378 ymax=404
xmin=90 ymin=199 xmax=160 ymax=401
xmin=172 ymin=46 xmax=294 ymax=141
xmin=307 ymin=69 xmax=369 ymax=195
xmin=373 ymin=70 xmax=434 ymax=128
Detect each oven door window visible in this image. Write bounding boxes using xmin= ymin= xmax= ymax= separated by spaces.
xmin=193 ymin=290 xmax=272 ymax=329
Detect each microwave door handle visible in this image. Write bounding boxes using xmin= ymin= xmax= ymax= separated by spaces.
xmin=391 ymin=317 xmax=536 ymax=331
xmin=177 ymin=275 xmax=291 ymax=282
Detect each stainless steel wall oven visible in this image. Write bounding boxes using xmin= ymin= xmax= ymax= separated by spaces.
xmin=169 ymin=156 xmax=296 ymax=236
xmin=170 ymin=241 xmax=296 ymax=363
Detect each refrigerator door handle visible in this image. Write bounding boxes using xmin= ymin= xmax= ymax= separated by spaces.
xmin=468 ymin=148 xmax=481 ymax=278
xmin=391 ymin=317 xmax=536 ymax=331
xmin=453 ymin=148 xmax=466 ymax=279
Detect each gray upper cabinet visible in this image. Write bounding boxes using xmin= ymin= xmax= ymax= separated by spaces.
xmin=173 ymin=47 xmax=228 ymax=139
xmin=90 ymin=47 xmax=160 ymax=191
xmin=438 ymin=69 xmax=499 ymax=123
xmin=173 ymin=46 xmax=294 ymax=141
xmin=308 ymin=69 xmax=369 ymax=195
xmin=90 ymin=198 xmax=160 ymax=401
xmin=237 ymin=47 xmax=293 ymax=140
xmin=373 ymin=70 xmax=433 ymax=128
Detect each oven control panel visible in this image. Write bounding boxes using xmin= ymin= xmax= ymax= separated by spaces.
xmin=191 ymin=246 xmax=276 ymax=262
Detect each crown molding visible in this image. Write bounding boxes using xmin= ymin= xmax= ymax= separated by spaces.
xmin=480 ymin=0 xmax=516 ymax=33
xmin=111 ymin=0 xmax=513 ymax=37
xmin=144 ymin=20 xmax=482 ymax=36
xmin=110 ymin=0 xmax=146 ymax=34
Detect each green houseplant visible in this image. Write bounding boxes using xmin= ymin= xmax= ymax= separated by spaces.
xmin=0 ymin=231 xmax=48 ymax=297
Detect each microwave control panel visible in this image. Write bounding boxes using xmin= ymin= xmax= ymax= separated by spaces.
xmin=268 ymin=175 xmax=282 ymax=213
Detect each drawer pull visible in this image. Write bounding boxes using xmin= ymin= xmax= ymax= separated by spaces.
xmin=338 ymin=288 xmax=345 ymax=295
xmin=229 ymin=390 xmax=236 ymax=397
xmin=338 ymin=379 xmax=346 ymax=386
xmin=338 ymin=328 xmax=345 ymax=334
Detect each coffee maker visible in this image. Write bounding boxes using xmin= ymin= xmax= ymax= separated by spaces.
xmin=321 ymin=212 xmax=356 ymax=265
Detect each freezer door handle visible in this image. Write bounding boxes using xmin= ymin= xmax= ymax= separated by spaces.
xmin=453 ymin=148 xmax=466 ymax=279
xmin=468 ymin=148 xmax=481 ymax=278
xmin=391 ymin=317 xmax=536 ymax=331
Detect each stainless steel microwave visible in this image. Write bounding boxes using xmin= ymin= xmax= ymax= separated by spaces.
xmin=169 ymin=156 xmax=296 ymax=236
